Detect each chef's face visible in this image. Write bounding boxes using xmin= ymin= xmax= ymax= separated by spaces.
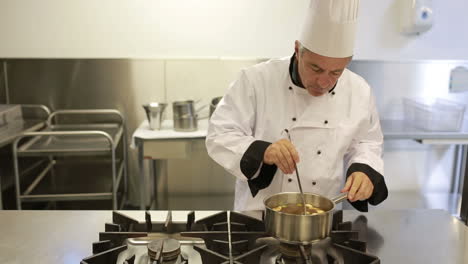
xmin=294 ymin=41 xmax=352 ymax=97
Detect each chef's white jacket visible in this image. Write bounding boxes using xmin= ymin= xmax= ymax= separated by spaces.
xmin=206 ymin=56 xmax=387 ymax=212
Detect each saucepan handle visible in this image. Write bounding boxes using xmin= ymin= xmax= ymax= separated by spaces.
xmin=180 ymin=104 xmax=208 ymax=118
xmin=195 ymin=104 xmax=208 ymax=113
xmin=331 ymin=192 xmax=348 ymax=204
xmin=195 ymin=104 xmax=209 ymax=120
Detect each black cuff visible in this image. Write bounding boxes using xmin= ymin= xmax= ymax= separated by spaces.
xmin=248 ymin=163 xmax=278 ymax=197
xmin=239 ymin=140 xmax=278 ymax=197
xmin=346 ymin=163 xmax=388 ymax=212
xmin=240 ymin=140 xmax=271 ymax=178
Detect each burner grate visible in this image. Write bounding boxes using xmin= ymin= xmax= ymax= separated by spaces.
xmin=81 ymin=211 xmax=194 ymax=264
xmin=181 ymin=211 xmax=269 ymax=264
xmin=81 ymin=210 xmax=380 ymax=264
xmin=271 ymin=210 xmax=380 ymax=264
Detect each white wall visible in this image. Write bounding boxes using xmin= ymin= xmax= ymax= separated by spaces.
xmin=355 ymin=0 xmax=468 ymax=60
xmin=0 ymin=0 xmax=305 ymax=58
xmin=1 ymin=0 xmax=467 ymax=59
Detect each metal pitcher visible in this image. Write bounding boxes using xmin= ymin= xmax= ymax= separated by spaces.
xmin=143 ymin=102 xmax=167 ymax=130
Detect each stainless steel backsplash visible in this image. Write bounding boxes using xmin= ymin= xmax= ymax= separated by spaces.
xmin=0 ymin=62 xmax=7 ymax=103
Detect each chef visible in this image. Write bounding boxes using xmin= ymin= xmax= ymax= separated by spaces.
xmin=206 ymin=0 xmax=388 ymax=212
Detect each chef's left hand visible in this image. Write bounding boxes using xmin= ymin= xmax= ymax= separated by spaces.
xmin=341 ymin=172 xmax=374 ymax=202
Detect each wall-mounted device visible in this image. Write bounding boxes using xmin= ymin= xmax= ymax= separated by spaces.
xmin=450 ymin=66 xmax=468 ymax=93
xmin=399 ymin=0 xmax=434 ymax=35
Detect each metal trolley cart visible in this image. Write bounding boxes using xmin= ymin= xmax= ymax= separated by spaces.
xmin=0 ymin=104 xmax=51 ymax=209
xmin=12 ymin=109 xmax=128 ymax=210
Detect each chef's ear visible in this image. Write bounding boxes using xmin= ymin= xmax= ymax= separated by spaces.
xmin=294 ymin=40 xmax=300 ymax=57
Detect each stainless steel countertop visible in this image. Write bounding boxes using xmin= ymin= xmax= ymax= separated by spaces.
xmin=0 ymin=209 xmax=466 ymax=264
xmin=381 ymin=119 xmax=468 ymax=141
xmin=343 ymin=209 xmax=468 ymax=264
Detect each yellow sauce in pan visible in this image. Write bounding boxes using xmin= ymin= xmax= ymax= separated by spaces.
xmin=271 ymin=203 xmax=325 ymax=215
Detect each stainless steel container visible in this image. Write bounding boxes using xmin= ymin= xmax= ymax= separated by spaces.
xmin=264 ymin=192 xmax=348 ymax=244
xmin=209 ymin=96 xmax=223 ymax=117
xmin=173 ymin=100 xmax=198 ymax=132
xmin=143 ymin=102 xmax=167 ymax=130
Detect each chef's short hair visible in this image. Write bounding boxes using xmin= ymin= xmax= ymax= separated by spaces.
xmin=298 ymin=42 xmax=311 ymax=56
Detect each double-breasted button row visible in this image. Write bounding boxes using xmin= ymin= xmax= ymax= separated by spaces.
xmin=288 ymin=178 xmax=318 ymax=186
xmin=289 ymin=87 xmax=297 ymax=122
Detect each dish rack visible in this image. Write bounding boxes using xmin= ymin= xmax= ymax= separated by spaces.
xmin=403 ymin=98 xmax=466 ymax=132
xmin=12 ymin=109 xmax=128 ymax=210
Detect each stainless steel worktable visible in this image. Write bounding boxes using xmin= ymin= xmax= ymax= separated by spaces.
xmin=0 ymin=209 xmax=466 ymax=263
xmin=132 ymin=119 xmax=208 ymax=210
xmin=343 ymin=209 xmax=468 ymax=263
xmin=381 ymin=119 xmax=468 ymax=141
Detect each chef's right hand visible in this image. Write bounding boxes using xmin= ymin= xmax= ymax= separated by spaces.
xmin=263 ymin=139 xmax=300 ymax=174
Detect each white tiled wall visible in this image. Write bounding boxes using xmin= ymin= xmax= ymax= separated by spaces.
xmin=128 ymin=59 xmax=166 ymax=122
xmin=217 ymin=58 xmax=267 ymax=88
xmin=165 ymin=59 xmax=225 ymax=118
xmin=159 ymin=58 xmax=261 ymax=204
xmin=151 ymin=58 xmax=261 ymax=120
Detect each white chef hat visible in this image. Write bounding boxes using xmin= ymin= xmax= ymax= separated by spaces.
xmin=299 ymin=0 xmax=360 ymax=58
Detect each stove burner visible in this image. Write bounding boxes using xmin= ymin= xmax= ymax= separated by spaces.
xmin=181 ymin=211 xmax=269 ymax=264
xmin=148 ymin=238 xmax=181 ymax=262
xmin=279 ymin=243 xmax=312 ymax=259
xmin=276 ymin=238 xmax=341 ymax=264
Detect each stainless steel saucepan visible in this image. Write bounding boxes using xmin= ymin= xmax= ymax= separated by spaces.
xmin=264 ymin=192 xmax=348 ymax=244
xmin=172 ymin=100 xmax=208 ymax=132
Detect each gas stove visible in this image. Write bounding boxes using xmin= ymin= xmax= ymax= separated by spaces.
xmin=80 ymin=210 xmax=379 ymax=264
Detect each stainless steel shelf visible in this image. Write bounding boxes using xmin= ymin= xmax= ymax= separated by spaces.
xmin=0 ymin=158 xmax=45 ymax=191
xmin=16 ymin=124 xmax=123 ymax=156
xmin=382 ymin=119 xmax=468 ymax=142
xmin=19 ymin=159 xmax=125 ymax=203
